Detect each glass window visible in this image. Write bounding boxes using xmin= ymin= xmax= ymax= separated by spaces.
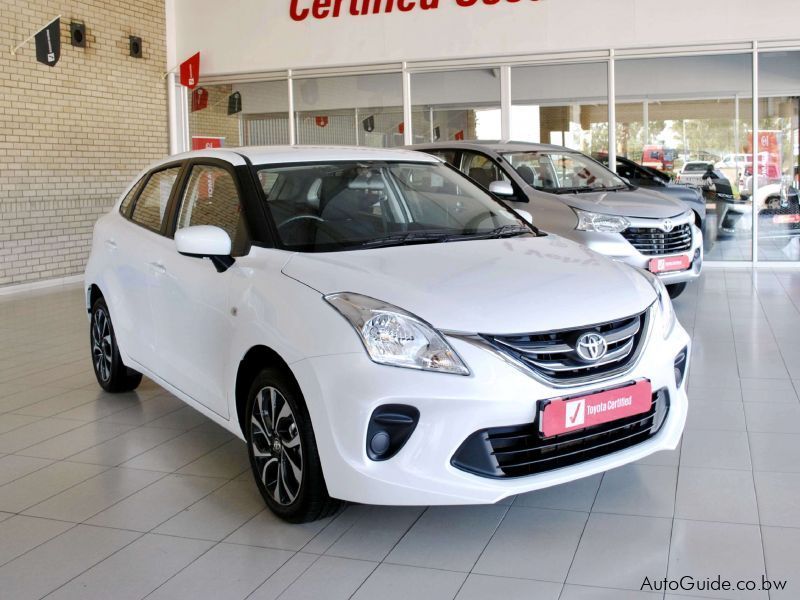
xmin=177 ymin=165 xmax=248 ymax=255
xmin=293 ymin=73 xmax=403 ymax=147
xmin=119 ymin=176 xmax=145 ymax=216
xmin=256 ymin=161 xmax=529 ymax=252
xmin=427 ymin=150 xmax=458 ymax=166
xmin=615 ymin=54 xmax=753 ymax=261
xmin=757 ymin=51 xmax=800 ymax=262
xmin=411 ymin=69 xmax=501 ymax=143
xmin=510 ymin=63 xmax=608 ymax=154
xmin=130 ymin=167 xmax=181 ymax=232
xmin=460 ymin=151 xmax=508 ymax=187
xmin=502 ymin=150 xmax=626 ymax=193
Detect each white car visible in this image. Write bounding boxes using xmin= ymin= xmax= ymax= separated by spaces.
xmin=675 ymin=161 xmax=714 ymax=186
xmin=85 ymin=146 xmax=690 ymax=522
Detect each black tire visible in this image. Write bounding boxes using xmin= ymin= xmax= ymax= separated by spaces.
xmin=246 ymin=367 xmax=341 ymax=523
xmin=90 ymin=298 xmax=142 ymax=393
xmin=667 ymin=282 xmax=687 ymax=299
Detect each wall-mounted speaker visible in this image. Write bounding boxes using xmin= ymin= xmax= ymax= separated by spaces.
xmin=129 ymin=36 xmax=142 ymax=58
xmin=70 ymin=22 xmax=86 ymax=48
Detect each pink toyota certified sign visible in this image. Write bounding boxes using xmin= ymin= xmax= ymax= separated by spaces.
xmin=649 ymin=255 xmax=690 ymax=274
xmin=539 ymin=380 xmax=652 ymax=438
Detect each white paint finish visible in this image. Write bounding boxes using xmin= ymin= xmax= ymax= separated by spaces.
xmin=172 ymin=0 xmax=799 ymax=75
xmin=84 ymin=147 xmax=689 ymax=508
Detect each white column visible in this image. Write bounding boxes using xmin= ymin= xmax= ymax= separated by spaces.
xmin=402 ymin=62 xmax=413 ymax=145
xmin=167 ymin=72 xmax=180 ymax=155
xmin=500 ymin=65 xmax=511 ymax=141
xmin=752 ymin=43 xmax=759 ymax=264
xmin=287 ymin=70 xmax=296 ymax=145
xmin=607 ymin=50 xmax=617 ymax=172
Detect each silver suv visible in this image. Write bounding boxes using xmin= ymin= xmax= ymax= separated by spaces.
xmin=410 ymin=141 xmax=703 ymax=298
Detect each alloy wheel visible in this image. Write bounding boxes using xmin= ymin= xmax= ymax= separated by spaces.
xmin=91 ymin=308 xmax=113 ymax=383
xmin=250 ymin=386 xmax=303 ymax=506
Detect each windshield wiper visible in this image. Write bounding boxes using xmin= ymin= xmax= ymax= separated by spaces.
xmin=359 ymin=231 xmax=451 ymax=248
xmin=454 ymin=224 xmax=534 ymax=240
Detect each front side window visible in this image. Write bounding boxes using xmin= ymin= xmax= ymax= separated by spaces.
xmin=502 ymin=151 xmax=626 ymax=194
xmin=177 ymin=165 xmax=248 ymax=255
xmin=460 ymin=151 xmax=508 ymax=188
xmin=256 ymin=161 xmax=531 ymax=252
xmin=130 ymin=167 xmax=181 ymax=232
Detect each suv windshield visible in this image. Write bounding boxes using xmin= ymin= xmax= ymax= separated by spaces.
xmin=255 ymin=161 xmax=533 ymax=252
xmin=500 ymin=151 xmax=628 ymax=194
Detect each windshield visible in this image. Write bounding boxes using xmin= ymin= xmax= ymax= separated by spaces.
xmin=500 ymin=151 xmax=628 ymax=193
xmin=255 ymin=161 xmax=533 ymax=252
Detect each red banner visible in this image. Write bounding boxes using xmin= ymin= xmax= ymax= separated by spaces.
xmin=454 ymin=130 xmax=465 ymax=141
xmin=191 ymin=136 xmax=223 ymax=151
xmin=180 ymin=52 xmax=201 ymax=90
xmin=191 ymin=87 xmax=208 ymax=112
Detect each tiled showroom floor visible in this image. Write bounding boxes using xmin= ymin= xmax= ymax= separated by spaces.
xmin=1 ymin=270 xmax=799 ymax=600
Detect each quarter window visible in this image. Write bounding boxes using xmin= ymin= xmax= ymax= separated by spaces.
xmin=130 ymin=167 xmax=181 ymax=232
xmin=119 ymin=176 xmax=145 ymax=216
xmin=177 ymin=165 xmax=248 ymax=255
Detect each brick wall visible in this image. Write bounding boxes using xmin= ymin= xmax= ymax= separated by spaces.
xmin=188 ymin=84 xmax=241 ymax=148
xmin=0 ymin=1 xmax=168 ymax=287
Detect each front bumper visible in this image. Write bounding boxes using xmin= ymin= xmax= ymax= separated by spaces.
xmin=290 ymin=318 xmax=690 ymax=506
xmin=564 ymin=220 xmax=704 ymax=286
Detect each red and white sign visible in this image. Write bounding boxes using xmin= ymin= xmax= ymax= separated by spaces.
xmin=180 ymin=52 xmax=201 ymax=90
xmin=191 ymin=136 xmax=224 ymax=150
xmin=648 ymin=255 xmax=691 ymax=274
xmin=540 ymin=380 xmax=652 ymax=438
xmin=191 ymin=87 xmax=208 ymax=112
xmin=315 ymin=115 xmax=329 ymax=128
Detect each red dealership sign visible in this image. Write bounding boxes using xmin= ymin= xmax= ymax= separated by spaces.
xmin=180 ymin=52 xmax=201 ymax=90
xmin=290 ymin=0 xmax=540 ymax=22
xmin=191 ymin=136 xmax=224 ymax=150
xmin=315 ymin=116 xmax=329 ymax=128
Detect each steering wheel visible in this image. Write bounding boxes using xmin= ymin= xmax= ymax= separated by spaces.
xmin=277 ymin=215 xmax=347 ymax=244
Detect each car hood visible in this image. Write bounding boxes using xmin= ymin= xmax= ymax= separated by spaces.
xmin=545 ymin=187 xmax=688 ymax=218
xmin=282 ymin=235 xmax=656 ymax=334
xmin=657 ymin=183 xmax=702 ymax=204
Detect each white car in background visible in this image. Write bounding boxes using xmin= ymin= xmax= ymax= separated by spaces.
xmin=675 ymin=161 xmax=714 ymax=186
xmin=85 ymin=146 xmax=690 ymax=522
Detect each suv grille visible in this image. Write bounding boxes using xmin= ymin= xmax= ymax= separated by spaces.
xmin=451 ymin=388 xmax=669 ymax=478
xmin=483 ymin=310 xmax=649 ymax=384
xmin=622 ymin=224 xmax=692 ymax=256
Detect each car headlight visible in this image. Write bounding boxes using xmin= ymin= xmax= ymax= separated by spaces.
xmin=324 ymin=292 xmax=470 ymax=375
xmin=574 ymin=208 xmax=631 ymax=233
xmin=640 ymin=270 xmax=676 ymax=338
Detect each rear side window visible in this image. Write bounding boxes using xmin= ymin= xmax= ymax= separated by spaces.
xmin=119 ymin=176 xmax=145 ymax=216
xmin=430 ymin=150 xmax=457 ymax=167
xmin=177 ymin=165 xmax=248 ymax=255
xmin=130 ymin=167 xmax=181 ymax=232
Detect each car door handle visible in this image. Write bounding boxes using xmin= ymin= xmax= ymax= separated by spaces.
xmin=149 ymin=261 xmax=166 ymax=274
xmin=104 ymin=239 xmax=117 ymax=250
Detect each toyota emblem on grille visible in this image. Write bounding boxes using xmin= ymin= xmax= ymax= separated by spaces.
xmin=662 ymin=219 xmax=674 ymax=232
xmin=575 ymin=332 xmax=608 ymax=362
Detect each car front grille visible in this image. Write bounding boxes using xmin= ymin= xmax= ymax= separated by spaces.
xmin=482 ymin=310 xmax=649 ymax=384
xmin=451 ymin=388 xmax=669 ymax=478
xmin=622 ymin=223 xmax=692 ymax=256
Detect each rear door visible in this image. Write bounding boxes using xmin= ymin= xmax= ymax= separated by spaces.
xmin=114 ymin=165 xmax=183 ymax=367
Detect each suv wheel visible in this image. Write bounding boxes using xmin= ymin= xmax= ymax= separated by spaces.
xmin=246 ymin=368 xmax=341 ymax=523
xmin=90 ymin=298 xmax=142 ymax=393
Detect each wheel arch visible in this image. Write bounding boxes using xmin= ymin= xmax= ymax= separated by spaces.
xmin=87 ymin=283 xmax=104 ymax=313
xmin=234 ymin=345 xmax=298 ymax=438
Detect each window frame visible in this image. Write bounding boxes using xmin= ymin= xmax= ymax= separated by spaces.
xmin=126 ymin=161 xmax=186 ymax=236
xmin=168 ymin=157 xmax=259 ymax=256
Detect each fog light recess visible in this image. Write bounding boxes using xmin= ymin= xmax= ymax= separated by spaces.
xmin=366 ymin=405 xmax=420 ymax=461
xmin=674 ymin=347 xmax=688 ymax=387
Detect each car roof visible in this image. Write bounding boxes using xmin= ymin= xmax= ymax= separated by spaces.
xmin=407 ymin=140 xmax=576 ymax=154
xmin=149 ymin=145 xmax=441 ymax=169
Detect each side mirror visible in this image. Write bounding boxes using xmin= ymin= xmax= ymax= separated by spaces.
xmin=516 ymin=210 xmax=534 ymax=225
xmin=489 ymin=180 xmax=515 ymax=197
xmin=175 ymin=225 xmax=235 ymax=272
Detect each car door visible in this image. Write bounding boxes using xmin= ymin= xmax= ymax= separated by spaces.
xmin=146 ymin=161 xmax=250 ymax=417
xmin=114 ymin=165 xmax=183 ymax=368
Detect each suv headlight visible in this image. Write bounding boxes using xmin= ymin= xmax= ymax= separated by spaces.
xmin=325 ymin=292 xmax=470 ymax=375
xmin=640 ymin=270 xmax=676 ymax=338
xmin=574 ymin=208 xmax=630 ymax=233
